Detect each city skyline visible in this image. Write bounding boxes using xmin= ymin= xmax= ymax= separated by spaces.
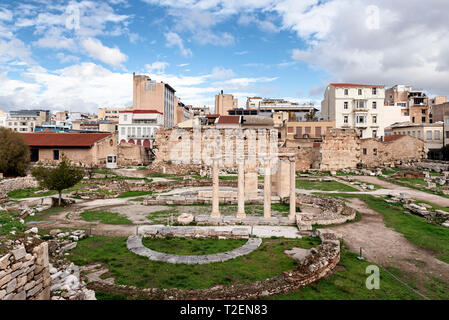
xmin=1 ymin=0 xmax=449 ymax=113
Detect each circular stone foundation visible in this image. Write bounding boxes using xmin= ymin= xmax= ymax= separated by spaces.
xmin=127 ymin=235 xmax=262 ymax=264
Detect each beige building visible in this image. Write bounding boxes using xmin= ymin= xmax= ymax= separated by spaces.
xmin=286 ymin=121 xmax=335 ymax=139
xmin=429 ymin=102 xmax=449 ymax=146
xmin=321 ymin=83 xmax=407 ymax=139
xmin=215 ymin=90 xmax=238 ymax=116
xmin=133 ymin=73 xmax=176 ymax=127
xmin=246 ymin=97 xmax=262 ymax=110
xmin=0 ymin=109 xmax=7 ymax=127
xmin=98 ymin=107 xmax=129 ymax=121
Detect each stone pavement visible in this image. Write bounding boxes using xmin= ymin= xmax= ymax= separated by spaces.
xmin=126 ymin=235 xmax=262 ymax=264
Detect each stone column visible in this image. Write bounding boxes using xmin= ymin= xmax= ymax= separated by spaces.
xmin=289 ymin=157 xmax=296 ymax=221
xmin=237 ymin=157 xmax=245 ymax=219
xmin=264 ymin=157 xmax=271 ymax=219
xmin=211 ymin=157 xmax=220 ymax=219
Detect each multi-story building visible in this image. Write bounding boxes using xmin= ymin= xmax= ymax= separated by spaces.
xmin=215 ymin=90 xmax=238 ymax=116
xmin=321 ymin=83 xmax=408 ymax=139
xmin=132 ymin=73 xmax=176 ymax=128
xmin=431 ymin=102 xmax=449 ymax=146
xmin=4 ymin=110 xmax=50 ymax=132
xmin=258 ymin=99 xmax=318 ymax=122
xmin=385 ymin=121 xmax=444 ymax=159
xmin=118 ymin=110 xmax=163 ymax=147
xmin=385 ymin=85 xmax=430 ymax=124
xmin=189 ymin=106 xmax=210 ymax=118
xmin=98 ymin=107 xmax=128 ymax=121
xmin=246 ymin=97 xmax=262 ymax=110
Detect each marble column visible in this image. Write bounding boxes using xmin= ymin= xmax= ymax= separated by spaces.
xmin=264 ymin=157 xmax=271 ymax=219
xmin=237 ymin=157 xmax=246 ymax=219
xmin=289 ymin=157 xmax=296 ymax=221
xmin=211 ymin=157 xmax=220 ymax=219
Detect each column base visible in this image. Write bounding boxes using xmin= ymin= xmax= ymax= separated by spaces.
xmin=236 ymin=213 xmax=246 ymax=219
xmin=210 ymin=213 xmax=221 ymax=219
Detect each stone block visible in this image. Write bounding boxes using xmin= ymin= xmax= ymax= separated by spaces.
xmin=11 ymin=290 xmax=26 ymax=300
xmin=0 ymin=274 xmax=12 ymax=287
xmin=6 ymin=278 xmax=17 ymax=294
xmin=26 ymin=283 xmax=43 ymax=298
xmin=11 ymin=246 xmax=26 ymax=260
xmin=0 ymin=254 xmax=10 ymax=270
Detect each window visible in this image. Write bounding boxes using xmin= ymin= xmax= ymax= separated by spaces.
xmin=344 ymin=89 xmax=348 ymax=95
xmin=434 ymin=130 xmax=440 ymax=140
xmin=344 ymin=101 xmax=348 ymax=109
xmin=53 ymin=150 xmax=59 ymax=160
xmin=372 ymin=116 xmax=377 ymax=124
xmin=121 ymin=127 xmax=125 ymax=135
xmin=422 ymin=117 xmax=426 ymax=123
xmin=446 ymin=131 xmax=449 ymax=139
xmin=356 ymin=115 xmax=366 ymax=124
xmin=363 ymin=148 xmax=367 ymax=155
xmin=412 ymin=117 xmax=415 ymax=123
xmin=372 ymin=130 xmax=377 ymax=138
xmin=372 ymin=101 xmax=377 ymax=109
xmin=344 ymin=115 xmax=348 ymax=124
xmin=418 ymin=131 xmax=422 ymax=139
xmin=373 ymin=148 xmax=377 ymax=155
xmin=422 ymin=109 xmax=426 ymax=114
xmin=372 ymin=88 xmax=377 ymax=95
xmin=426 ymin=130 xmax=432 ymax=140
xmin=358 ymin=89 xmax=362 ymax=95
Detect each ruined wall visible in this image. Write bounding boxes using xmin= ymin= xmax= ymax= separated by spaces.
xmin=360 ymin=135 xmax=427 ymax=168
xmin=118 ymin=142 xmax=149 ymax=166
xmin=282 ymin=141 xmax=321 ymax=171
xmin=320 ymin=129 xmax=360 ymax=170
xmin=0 ymin=176 xmax=38 ymax=199
xmin=0 ymin=242 xmax=51 ymax=300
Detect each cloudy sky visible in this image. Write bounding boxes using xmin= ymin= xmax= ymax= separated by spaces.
xmin=1 ymin=0 xmax=449 ymax=113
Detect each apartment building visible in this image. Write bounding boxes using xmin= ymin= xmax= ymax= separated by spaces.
xmin=385 ymin=85 xmax=430 ymax=124
xmin=258 ymin=99 xmax=318 ymax=122
xmin=98 ymin=107 xmax=128 ymax=121
xmin=385 ymin=121 xmax=443 ymax=158
xmin=3 ymin=110 xmax=50 ymax=132
xmin=118 ymin=110 xmax=163 ymax=147
xmin=132 ymin=73 xmax=176 ymax=128
xmin=246 ymin=97 xmax=262 ymax=110
xmin=431 ymin=102 xmax=449 ymax=146
xmin=321 ymin=83 xmax=407 ymax=139
xmin=215 ymin=90 xmax=238 ymax=116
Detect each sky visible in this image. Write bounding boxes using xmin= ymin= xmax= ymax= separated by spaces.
xmin=1 ymin=0 xmax=449 ymax=114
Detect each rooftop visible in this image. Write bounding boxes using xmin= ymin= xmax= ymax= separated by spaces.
xmin=21 ymin=132 xmax=111 ymax=147
xmin=330 ymin=83 xmax=385 ymax=88
xmin=120 ymin=110 xmax=163 ymax=114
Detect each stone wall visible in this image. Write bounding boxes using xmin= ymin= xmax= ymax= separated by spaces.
xmin=320 ymin=129 xmax=360 ymax=170
xmin=360 ymin=135 xmax=427 ymax=168
xmin=0 ymin=176 xmax=38 ymax=198
xmin=0 ymin=242 xmax=51 ymax=300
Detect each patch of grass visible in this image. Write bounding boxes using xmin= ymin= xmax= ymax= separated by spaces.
xmin=7 ymin=187 xmax=57 ymax=199
xmin=116 ymin=191 xmax=153 ymax=198
xmin=219 ymin=175 xmax=238 ymax=180
xmin=24 ymin=206 xmax=65 ymax=223
xmin=142 ymin=237 xmax=246 ymax=255
xmin=68 ymin=236 xmax=320 ymax=289
xmin=0 ymin=211 xmax=27 ymax=236
xmin=296 ymin=179 xmax=359 ymax=192
xmin=378 ymin=176 xmax=449 ymax=199
xmin=268 ymin=248 xmax=420 ymax=300
xmin=80 ymin=210 xmax=132 ymax=225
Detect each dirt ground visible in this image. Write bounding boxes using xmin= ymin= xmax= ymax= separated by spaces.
xmin=328 ymin=198 xmax=449 ymax=287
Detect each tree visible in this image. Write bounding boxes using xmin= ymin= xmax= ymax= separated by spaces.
xmin=31 ymin=155 xmax=84 ymax=206
xmin=0 ymin=127 xmax=30 ymax=176
xmin=305 ymin=109 xmax=318 ymax=122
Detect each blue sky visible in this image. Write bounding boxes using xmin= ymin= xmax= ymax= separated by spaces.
xmin=1 ymin=0 xmax=449 ymax=113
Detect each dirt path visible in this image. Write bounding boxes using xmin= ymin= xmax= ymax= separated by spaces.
xmin=328 ymin=198 xmax=449 ymax=285
xmin=355 ymin=176 xmax=449 ymax=207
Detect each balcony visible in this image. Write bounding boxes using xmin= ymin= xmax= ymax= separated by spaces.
xmin=353 ymin=100 xmax=369 ymax=112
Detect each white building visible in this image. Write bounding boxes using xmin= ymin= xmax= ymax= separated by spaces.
xmin=118 ymin=110 xmax=163 ymax=147
xmin=321 ymin=83 xmax=408 ymax=139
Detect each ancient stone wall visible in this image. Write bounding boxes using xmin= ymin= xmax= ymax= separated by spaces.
xmin=0 ymin=242 xmax=51 ymax=300
xmin=118 ymin=142 xmax=149 ymax=166
xmin=360 ymin=135 xmax=427 ymax=168
xmin=0 ymin=176 xmax=38 ymax=198
xmin=320 ymin=129 xmax=360 ymax=170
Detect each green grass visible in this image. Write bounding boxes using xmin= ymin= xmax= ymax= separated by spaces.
xmin=68 ymin=236 xmax=320 ymax=290
xmin=116 ymin=191 xmax=153 ymax=198
xmin=378 ymin=176 xmax=449 ymax=199
xmin=296 ymin=179 xmax=359 ymax=192
xmin=268 ymin=248 xmax=420 ymax=300
xmin=142 ymin=237 xmax=246 ymax=255
xmin=0 ymin=211 xmax=27 ymax=236
xmin=24 ymin=206 xmax=65 ymax=223
xmin=80 ymin=210 xmax=133 ymax=225
xmin=219 ymin=175 xmax=238 ymax=180
xmin=318 ymin=193 xmax=449 ymax=264
xmin=7 ymin=187 xmax=57 ymax=198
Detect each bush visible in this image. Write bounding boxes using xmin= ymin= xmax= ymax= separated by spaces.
xmin=0 ymin=127 xmax=30 ymax=176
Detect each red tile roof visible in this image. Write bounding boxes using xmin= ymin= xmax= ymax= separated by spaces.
xmin=21 ymin=132 xmax=111 ymax=147
xmin=330 ymin=83 xmax=385 ymax=88
xmin=120 ymin=110 xmax=162 ymax=114
xmin=383 ymin=134 xmax=405 ymax=142
xmin=206 ymin=114 xmax=219 ymax=118
xmin=216 ymin=116 xmax=241 ymax=124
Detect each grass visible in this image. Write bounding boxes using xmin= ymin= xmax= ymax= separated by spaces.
xmin=68 ymin=236 xmax=320 ymax=290
xmin=0 ymin=211 xmax=27 ymax=236
xmin=7 ymin=182 xmax=86 ymax=199
xmin=142 ymin=237 xmax=247 ymax=255
xmin=268 ymin=248 xmax=420 ymax=300
xmin=318 ymin=193 xmax=449 ymax=264
xmin=296 ymin=179 xmax=359 ymax=192
xmin=116 ymin=191 xmax=153 ymax=198
xmin=378 ymin=176 xmax=449 ymax=199
xmin=219 ymin=175 xmax=238 ymax=180
xmin=24 ymin=206 xmax=65 ymax=223
xmin=80 ymin=210 xmax=133 ymax=225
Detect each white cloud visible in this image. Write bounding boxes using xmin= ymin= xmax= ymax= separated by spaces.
xmin=81 ymin=37 xmax=127 ymax=67
xmin=145 ymin=61 xmax=169 ymax=74
xmin=209 ymin=67 xmax=234 ymax=79
xmin=33 ymin=28 xmax=76 ymax=50
xmin=164 ymin=32 xmax=192 ymax=57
